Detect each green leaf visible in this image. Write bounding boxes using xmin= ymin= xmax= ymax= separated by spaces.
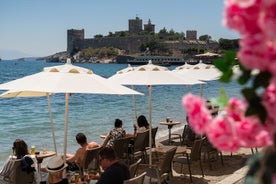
xmin=211 ymin=88 xmax=228 ymax=108
xmin=214 ymin=58 xmax=228 ymax=72
xmin=214 ymin=51 xmax=238 ymax=83
xmin=238 ymin=70 xmax=251 ymax=85
xmin=253 ymin=71 xmax=272 ymax=89
xmin=242 ymin=88 xmax=257 ymax=102
xmin=242 ymin=88 xmax=267 ymax=123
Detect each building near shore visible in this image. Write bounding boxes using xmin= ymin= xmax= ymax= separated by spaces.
xmin=67 ymin=16 xmax=219 ymax=56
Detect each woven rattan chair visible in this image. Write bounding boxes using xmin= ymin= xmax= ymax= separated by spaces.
xmin=173 ymin=137 xmax=205 ymax=183
xmin=113 ymin=137 xmax=132 ymax=164
xmin=123 ymin=172 xmax=146 ymax=184
xmin=144 ymin=146 xmax=177 ymax=184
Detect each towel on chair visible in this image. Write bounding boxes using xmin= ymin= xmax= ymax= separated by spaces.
xmin=20 ymin=156 xmax=36 ymax=174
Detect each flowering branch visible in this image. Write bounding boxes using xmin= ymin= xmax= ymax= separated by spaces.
xmin=182 ymin=0 xmax=276 ymax=152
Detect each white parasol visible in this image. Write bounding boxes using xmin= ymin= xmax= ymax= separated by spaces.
xmin=109 ymin=60 xmax=204 ymax=165
xmin=173 ymin=62 xmax=222 ymax=96
xmin=0 ymin=59 xmax=143 ymax=158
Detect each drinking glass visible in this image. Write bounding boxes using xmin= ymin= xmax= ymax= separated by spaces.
xmin=74 ymin=171 xmax=80 ymax=184
xmin=83 ymin=169 xmax=88 ymax=182
xmin=31 ymin=145 xmax=35 ymax=155
xmin=42 ymin=143 xmax=47 ymax=154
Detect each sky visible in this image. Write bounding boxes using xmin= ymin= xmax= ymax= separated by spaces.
xmin=0 ymin=0 xmax=239 ymax=60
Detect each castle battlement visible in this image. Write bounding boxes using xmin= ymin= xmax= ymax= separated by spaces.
xmin=67 ymin=16 xmax=218 ymax=56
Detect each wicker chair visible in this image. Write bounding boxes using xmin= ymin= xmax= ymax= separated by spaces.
xmin=173 ymin=137 xmax=205 ymax=183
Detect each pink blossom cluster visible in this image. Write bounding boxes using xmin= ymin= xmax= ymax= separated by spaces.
xmin=182 ymin=93 xmax=273 ymax=152
xmin=224 ymin=0 xmax=276 ymax=75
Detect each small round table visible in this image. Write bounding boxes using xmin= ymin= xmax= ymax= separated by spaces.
xmin=160 ymin=121 xmax=181 ymax=145
xmin=36 ymin=151 xmax=56 ymax=183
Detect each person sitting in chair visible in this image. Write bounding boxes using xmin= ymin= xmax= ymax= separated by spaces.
xmin=45 ymin=156 xmax=68 ymax=184
xmin=66 ymin=132 xmax=100 ymax=171
xmin=0 ymin=139 xmax=37 ymax=184
xmin=132 ymin=115 xmax=150 ymax=137
xmin=90 ymin=147 xmax=130 ymax=184
xmin=102 ymin=119 xmax=126 ymax=147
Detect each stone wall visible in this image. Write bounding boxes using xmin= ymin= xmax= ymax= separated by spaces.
xmin=73 ymin=35 xmax=153 ymax=54
xmin=67 ymin=29 xmax=219 ymax=55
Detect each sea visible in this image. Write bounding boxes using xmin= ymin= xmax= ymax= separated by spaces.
xmin=0 ymin=59 xmax=242 ymax=168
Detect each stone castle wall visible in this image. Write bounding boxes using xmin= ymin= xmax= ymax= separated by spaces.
xmin=67 ymin=16 xmax=219 ymax=55
xmin=72 ymin=35 xmax=153 ymax=54
xmin=68 ymin=33 xmax=219 ymax=55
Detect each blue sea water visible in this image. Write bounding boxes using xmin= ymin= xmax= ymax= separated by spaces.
xmin=0 ymin=59 xmax=242 ymax=168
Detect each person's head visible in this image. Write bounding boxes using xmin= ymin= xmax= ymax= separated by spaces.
xmin=46 ymin=156 xmax=68 ymax=183
xmin=206 ymin=100 xmax=213 ymax=110
xmin=13 ymin=139 xmax=28 ymax=159
xmin=137 ymin=115 xmax=149 ymax=128
xmin=76 ymin=133 xmax=87 ymax=145
xmin=98 ymin=147 xmax=116 ymax=170
xmin=114 ymin=119 xmax=123 ymax=128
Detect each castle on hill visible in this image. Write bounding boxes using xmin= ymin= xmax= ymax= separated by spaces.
xmin=67 ymin=16 xmax=218 ymax=56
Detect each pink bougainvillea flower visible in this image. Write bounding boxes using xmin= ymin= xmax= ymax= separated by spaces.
xmin=258 ymin=1 xmax=276 ymax=40
xmin=235 ymin=116 xmax=263 ymax=147
xmin=182 ymin=93 xmax=212 ymax=134
xmin=224 ymin=0 xmax=261 ymax=35
xmin=262 ymin=83 xmax=276 ymax=122
xmin=224 ymin=0 xmax=258 ymax=7
xmin=206 ymin=116 xmax=240 ymax=152
xmin=225 ymin=98 xmax=247 ymax=122
xmin=254 ymin=129 xmax=273 ymax=147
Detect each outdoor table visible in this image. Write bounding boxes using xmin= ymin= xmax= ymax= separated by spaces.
xmin=159 ymin=121 xmax=181 ymax=145
xmin=153 ymin=145 xmax=187 ymax=155
xmin=36 ymin=151 xmax=56 ymax=183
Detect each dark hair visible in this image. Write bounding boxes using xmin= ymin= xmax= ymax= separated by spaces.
xmin=206 ymin=100 xmax=213 ymax=110
xmin=137 ymin=115 xmax=149 ymax=128
xmin=76 ymin=133 xmax=87 ymax=145
xmin=13 ymin=139 xmax=28 ymax=159
xmin=114 ymin=119 xmax=123 ymax=128
xmin=99 ymin=147 xmax=116 ymax=161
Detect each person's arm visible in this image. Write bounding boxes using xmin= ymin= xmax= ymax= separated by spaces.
xmin=66 ymin=149 xmax=79 ymax=163
xmin=133 ymin=124 xmax=137 ymax=137
xmin=102 ymin=133 xmax=110 ymax=147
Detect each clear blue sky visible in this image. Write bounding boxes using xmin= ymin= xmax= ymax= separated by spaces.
xmin=0 ymin=0 xmax=239 ymax=59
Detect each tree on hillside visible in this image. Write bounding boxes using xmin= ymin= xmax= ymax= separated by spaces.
xmin=94 ymin=34 xmax=103 ymax=38
xmin=218 ymin=38 xmax=239 ymax=50
xmin=139 ymin=39 xmax=170 ymax=55
xmin=199 ymin=34 xmax=212 ymax=41
xmin=80 ymin=47 xmax=119 ymax=58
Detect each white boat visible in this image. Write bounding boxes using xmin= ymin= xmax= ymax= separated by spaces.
xmin=127 ymin=55 xmax=185 ymax=66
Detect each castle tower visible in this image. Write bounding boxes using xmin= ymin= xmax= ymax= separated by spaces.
xmin=144 ymin=19 xmax=155 ymax=32
xmin=67 ymin=29 xmax=85 ymax=55
xmin=186 ymin=30 xmax=197 ymax=40
xmin=128 ymin=16 xmax=142 ymax=34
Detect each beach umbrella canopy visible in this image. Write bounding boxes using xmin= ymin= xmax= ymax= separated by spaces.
xmin=173 ymin=63 xmax=222 ymax=96
xmin=0 ymin=59 xmax=143 ymax=158
xmin=174 ymin=63 xmax=222 ymax=81
xmin=109 ymin=60 xmax=204 ymax=165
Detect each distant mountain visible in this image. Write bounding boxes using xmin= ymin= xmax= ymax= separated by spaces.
xmin=0 ymin=49 xmax=34 ymax=60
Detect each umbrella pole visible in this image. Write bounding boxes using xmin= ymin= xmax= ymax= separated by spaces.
xmin=186 ymin=85 xmax=190 ymax=93
xmin=47 ymin=94 xmax=57 ymax=154
xmin=200 ymin=84 xmax=203 ymax=97
xmin=63 ymin=93 xmax=70 ymax=162
xmin=131 ymin=85 xmax=138 ymax=120
xmin=148 ymin=85 xmax=152 ymax=166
